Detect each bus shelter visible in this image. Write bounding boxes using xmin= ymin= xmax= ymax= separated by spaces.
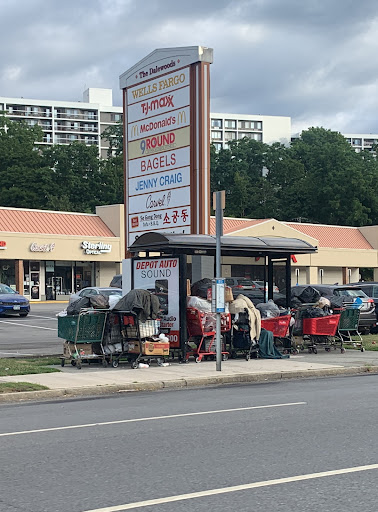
xmin=128 ymin=232 xmax=317 ymax=354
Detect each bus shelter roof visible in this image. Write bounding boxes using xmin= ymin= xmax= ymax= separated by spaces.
xmin=129 ymin=232 xmax=317 ymax=257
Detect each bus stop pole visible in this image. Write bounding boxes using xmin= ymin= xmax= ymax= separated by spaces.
xmin=214 ymin=191 xmax=225 ymax=371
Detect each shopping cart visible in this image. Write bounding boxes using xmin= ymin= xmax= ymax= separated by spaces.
xmin=335 ymin=307 xmax=364 ymax=352
xmin=58 ymin=310 xmax=108 ymax=369
xmin=261 ymin=314 xmax=294 ymax=354
xmin=301 ymin=314 xmax=341 ymax=353
xmin=186 ymin=307 xmax=229 ymax=362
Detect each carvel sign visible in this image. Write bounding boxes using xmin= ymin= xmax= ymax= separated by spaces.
xmin=119 ymin=46 xmax=213 ymax=249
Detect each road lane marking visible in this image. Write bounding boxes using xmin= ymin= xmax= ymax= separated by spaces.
xmin=0 ymin=352 xmax=34 ymax=356
xmin=0 ymin=320 xmax=57 ymax=331
xmin=0 ymin=402 xmax=306 ymax=437
xmin=27 ymin=315 xmax=57 ymax=320
xmin=81 ymin=464 xmax=378 ymax=511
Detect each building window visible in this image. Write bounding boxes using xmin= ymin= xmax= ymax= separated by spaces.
xmin=112 ymin=113 xmax=122 ymax=122
xmin=212 ymin=142 xmax=222 ymax=151
xmin=352 ymin=138 xmax=362 ymax=145
xmin=252 ymin=133 xmax=262 ymax=141
xmin=238 ymin=132 xmax=252 ymax=139
xmin=211 ymin=130 xmax=222 ymax=140
xmin=211 ymin=119 xmax=222 ymax=129
xmin=224 ymin=131 xmax=237 ymax=141
xmin=224 ymin=119 xmax=236 ymax=129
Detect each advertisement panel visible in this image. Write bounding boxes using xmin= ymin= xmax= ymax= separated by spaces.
xmin=128 ymin=147 xmax=190 ymax=179
xmin=129 ymin=166 xmax=190 ymax=196
xmin=128 ymin=186 xmax=191 ymax=215
xmin=127 ymin=126 xmax=190 ymax=160
xmin=128 ymin=106 xmax=190 ymax=142
xmin=129 ymin=206 xmax=191 ymax=234
xmin=133 ymin=257 xmax=181 ymax=346
xmin=127 ymin=68 xmax=190 ymax=105
xmin=128 ymin=86 xmax=190 ymax=124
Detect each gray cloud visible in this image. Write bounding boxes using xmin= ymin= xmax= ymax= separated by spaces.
xmin=1 ymin=0 xmax=378 ymax=134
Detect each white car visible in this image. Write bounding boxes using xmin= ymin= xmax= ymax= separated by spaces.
xmin=69 ymin=287 xmax=122 ymax=304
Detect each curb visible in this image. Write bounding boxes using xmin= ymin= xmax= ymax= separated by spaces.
xmin=1 ymin=365 xmax=378 ymax=404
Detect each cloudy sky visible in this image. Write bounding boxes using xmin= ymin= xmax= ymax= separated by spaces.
xmin=1 ymin=0 xmax=378 ymax=134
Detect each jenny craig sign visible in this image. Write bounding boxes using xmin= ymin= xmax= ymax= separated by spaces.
xmin=81 ymin=241 xmax=112 ymax=255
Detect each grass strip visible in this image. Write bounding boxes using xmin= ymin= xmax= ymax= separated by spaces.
xmin=0 ymin=382 xmax=49 ymax=393
xmin=0 ymin=357 xmax=61 ymax=377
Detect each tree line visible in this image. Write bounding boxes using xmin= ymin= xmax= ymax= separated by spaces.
xmin=1 ymin=115 xmax=378 ymax=226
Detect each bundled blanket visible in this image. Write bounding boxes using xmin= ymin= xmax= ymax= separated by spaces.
xmin=229 ymin=294 xmax=261 ymax=341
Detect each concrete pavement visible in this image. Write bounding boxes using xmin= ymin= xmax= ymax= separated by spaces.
xmin=1 ymin=348 xmax=378 ymax=403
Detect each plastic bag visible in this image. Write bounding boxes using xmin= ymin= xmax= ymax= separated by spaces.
xmin=109 ymin=294 xmax=121 ymax=310
xmin=187 ymin=295 xmax=212 ymax=312
xmin=67 ymin=297 xmax=91 ymax=315
xmin=291 ymin=286 xmax=321 ymax=304
xmin=256 ymin=299 xmax=280 ymax=318
xmin=203 ymin=312 xmax=216 ymax=332
xmin=191 ymin=278 xmax=212 ymax=299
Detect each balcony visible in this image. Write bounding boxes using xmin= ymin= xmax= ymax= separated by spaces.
xmin=55 ymin=125 xmax=98 ymax=133
xmin=55 ymin=111 xmax=98 ymax=121
xmin=7 ymin=109 xmax=51 ymax=118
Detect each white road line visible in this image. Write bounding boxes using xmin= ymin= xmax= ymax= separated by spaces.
xmin=0 ymin=402 xmax=306 ymax=437
xmin=0 ymin=352 xmax=34 ymax=356
xmin=81 ymin=464 xmax=378 ymax=512
xmin=27 ymin=315 xmax=57 ymax=320
xmin=0 ymin=320 xmax=57 ymax=331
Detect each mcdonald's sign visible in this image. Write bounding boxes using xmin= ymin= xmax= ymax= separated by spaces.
xmin=177 ymin=110 xmax=187 ymax=126
xmin=131 ymin=125 xmax=139 ymax=138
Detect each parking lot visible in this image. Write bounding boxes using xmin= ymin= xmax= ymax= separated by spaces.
xmin=0 ymin=302 xmax=66 ymax=357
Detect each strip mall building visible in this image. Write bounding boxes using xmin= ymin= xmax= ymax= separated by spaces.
xmin=1 ymin=204 xmax=378 ymax=300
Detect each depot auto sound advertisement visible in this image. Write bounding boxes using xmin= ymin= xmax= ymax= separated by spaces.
xmin=133 ymin=257 xmax=180 ymax=347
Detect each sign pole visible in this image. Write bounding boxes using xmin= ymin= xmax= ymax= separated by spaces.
xmin=214 ymin=191 xmax=225 ymax=371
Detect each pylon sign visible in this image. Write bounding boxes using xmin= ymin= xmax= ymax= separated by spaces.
xmin=120 ymin=46 xmax=213 ymax=249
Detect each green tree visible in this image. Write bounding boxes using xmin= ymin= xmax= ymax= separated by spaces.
xmin=0 ymin=116 xmax=52 ymax=209
xmin=290 ymin=127 xmax=374 ymax=226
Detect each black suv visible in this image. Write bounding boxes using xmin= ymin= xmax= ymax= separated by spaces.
xmin=292 ymin=284 xmax=376 ymax=333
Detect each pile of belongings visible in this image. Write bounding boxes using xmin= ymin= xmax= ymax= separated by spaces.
xmin=66 ymin=294 xmax=111 ymax=316
xmin=229 ymin=294 xmax=261 ymax=343
xmin=112 ymin=289 xmax=160 ymax=322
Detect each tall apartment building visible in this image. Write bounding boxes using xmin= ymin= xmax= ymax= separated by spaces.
xmin=343 ymin=134 xmax=378 ymax=153
xmin=209 ymin=112 xmax=292 ymax=150
xmin=0 ymin=88 xmax=122 ymax=158
xmin=2 ymin=87 xmax=371 ymax=155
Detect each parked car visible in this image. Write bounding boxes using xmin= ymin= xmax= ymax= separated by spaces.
xmin=109 ymin=274 xmax=122 ymax=288
xmin=0 ymin=283 xmax=30 ymax=317
xmin=349 ymin=282 xmax=378 ymax=332
xmin=251 ymin=280 xmax=280 ymax=293
xmin=291 ymin=284 xmax=376 ymax=333
xmin=225 ymin=277 xmax=256 ymax=291
xmin=69 ymin=286 xmax=122 ymax=304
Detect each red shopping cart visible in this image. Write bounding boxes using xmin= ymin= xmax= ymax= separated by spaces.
xmin=186 ymin=307 xmax=229 ymax=362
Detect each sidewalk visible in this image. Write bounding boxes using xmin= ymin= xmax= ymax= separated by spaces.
xmin=1 ymin=349 xmax=378 ymax=403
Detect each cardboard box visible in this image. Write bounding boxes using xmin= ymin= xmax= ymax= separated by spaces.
xmin=127 ymin=340 xmax=170 ymax=356
xmin=142 ymin=341 xmax=170 ymax=356
xmin=63 ymin=342 xmax=94 ymax=357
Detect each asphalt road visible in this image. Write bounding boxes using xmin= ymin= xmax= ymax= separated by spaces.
xmin=1 ymin=375 xmax=378 ymax=512
xmin=0 ymin=302 xmax=65 ymax=357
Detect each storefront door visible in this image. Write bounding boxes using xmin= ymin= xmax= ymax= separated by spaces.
xmin=24 ymin=261 xmax=41 ymax=300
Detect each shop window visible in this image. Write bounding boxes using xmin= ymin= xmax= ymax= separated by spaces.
xmin=0 ymin=260 xmax=15 ymax=287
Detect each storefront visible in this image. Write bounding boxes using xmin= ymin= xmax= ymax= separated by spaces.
xmin=0 ymin=205 xmax=123 ymax=300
